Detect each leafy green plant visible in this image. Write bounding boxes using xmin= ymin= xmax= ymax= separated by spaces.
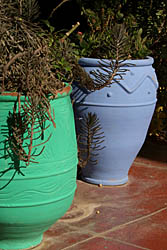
xmin=73 ymin=1 xmax=151 ymax=59
xmin=149 ymin=86 xmax=167 ymax=143
xmin=74 ymin=24 xmax=133 ymax=91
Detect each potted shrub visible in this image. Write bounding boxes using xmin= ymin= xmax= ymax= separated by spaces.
xmin=71 ymin=6 xmax=159 ymax=186
xmin=0 ymin=1 xmax=79 ymax=249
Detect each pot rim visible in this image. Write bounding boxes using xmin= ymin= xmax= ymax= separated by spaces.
xmin=79 ymin=56 xmax=154 ymax=67
xmin=0 ymin=83 xmax=72 ymax=101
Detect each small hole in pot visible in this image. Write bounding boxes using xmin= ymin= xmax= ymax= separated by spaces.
xmin=107 ymin=92 xmax=112 ymax=97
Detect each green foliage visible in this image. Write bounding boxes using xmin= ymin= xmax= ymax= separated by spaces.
xmin=73 ymin=24 xmax=132 ymax=91
xmin=87 ymin=24 xmax=132 ymax=91
xmin=41 ymin=20 xmax=77 ymax=83
xmin=149 ymin=87 xmax=167 ymax=143
xmin=74 ymin=0 xmax=151 ymax=59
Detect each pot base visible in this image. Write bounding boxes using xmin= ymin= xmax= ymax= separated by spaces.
xmin=0 ymin=234 xmax=43 ymax=250
xmin=81 ymin=175 xmax=128 ymax=186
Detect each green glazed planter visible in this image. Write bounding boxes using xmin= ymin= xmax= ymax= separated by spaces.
xmin=0 ymin=85 xmax=78 ymax=250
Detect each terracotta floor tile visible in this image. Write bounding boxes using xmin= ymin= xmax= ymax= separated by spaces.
xmin=35 ymin=229 xmax=93 ymax=250
xmin=32 ymin=222 xmax=94 ymax=250
xmin=58 ymin=163 xmax=167 ymax=234
xmin=66 ymin=237 xmax=147 ymax=250
xmin=105 ymin=208 xmax=167 ymax=250
xmin=45 ymin=222 xmax=74 ymax=237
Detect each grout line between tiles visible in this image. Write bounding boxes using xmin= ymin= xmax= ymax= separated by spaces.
xmin=112 ymin=239 xmax=152 ymax=250
xmin=97 ymin=206 xmax=167 ymax=235
xmin=61 ymin=206 xmax=167 ymax=250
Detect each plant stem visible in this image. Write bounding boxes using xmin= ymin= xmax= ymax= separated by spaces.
xmin=62 ymin=22 xmax=80 ymax=40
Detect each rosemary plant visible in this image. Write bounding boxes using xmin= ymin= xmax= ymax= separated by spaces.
xmin=75 ymin=24 xmax=131 ymax=91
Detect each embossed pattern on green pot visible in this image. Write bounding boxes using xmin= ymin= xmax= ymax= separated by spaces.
xmin=0 ymin=88 xmax=78 ymax=250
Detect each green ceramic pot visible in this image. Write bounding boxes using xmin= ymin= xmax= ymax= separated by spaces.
xmin=0 ymin=85 xmax=78 ymax=250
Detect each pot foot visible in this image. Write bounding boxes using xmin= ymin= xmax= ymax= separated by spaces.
xmin=81 ymin=176 xmax=129 ymax=186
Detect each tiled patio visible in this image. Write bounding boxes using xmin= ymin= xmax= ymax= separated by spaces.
xmin=35 ymin=140 xmax=167 ymax=250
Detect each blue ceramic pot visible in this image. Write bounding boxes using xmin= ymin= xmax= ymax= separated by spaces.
xmin=73 ymin=57 xmax=158 ymax=186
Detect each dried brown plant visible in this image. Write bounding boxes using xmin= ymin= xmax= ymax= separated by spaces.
xmin=0 ymin=0 xmax=68 ymax=172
